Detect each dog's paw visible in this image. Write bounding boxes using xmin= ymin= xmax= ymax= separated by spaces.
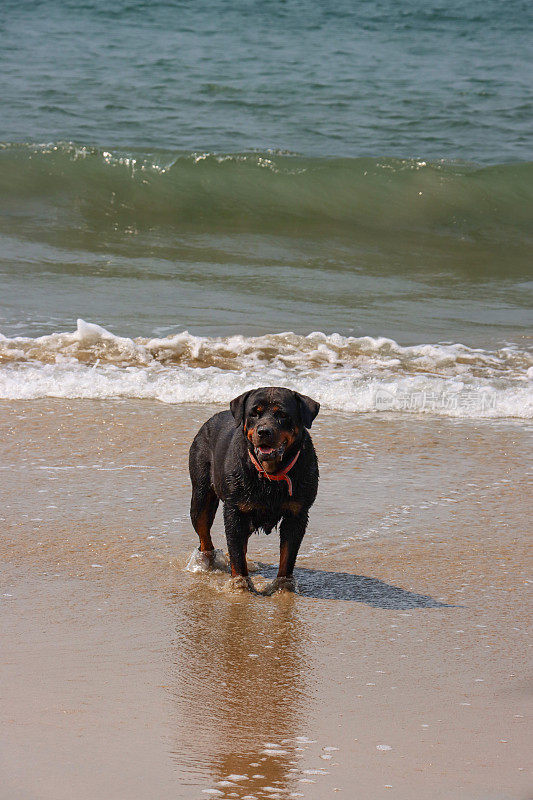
xmin=226 ymin=575 xmax=255 ymax=593
xmin=264 ymin=575 xmax=298 ymax=596
xmin=185 ymin=547 xmax=229 ymax=573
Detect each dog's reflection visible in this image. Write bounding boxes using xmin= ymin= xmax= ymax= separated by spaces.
xmin=168 ymin=585 xmax=309 ymax=797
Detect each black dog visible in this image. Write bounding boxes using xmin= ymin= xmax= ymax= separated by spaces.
xmin=189 ymin=386 xmax=320 ymax=590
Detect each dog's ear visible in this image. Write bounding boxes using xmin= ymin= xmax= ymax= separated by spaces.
xmin=230 ymin=390 xmax=252 ymax=427
xmin=295 ymin=392 xmax=320 ymax=428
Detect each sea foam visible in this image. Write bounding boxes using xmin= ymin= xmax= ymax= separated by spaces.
xmin=0 ymin=320 xmax=531 ymax=419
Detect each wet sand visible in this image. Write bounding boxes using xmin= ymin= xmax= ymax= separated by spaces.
xmin=1 ymin=399 xmax=531 ymax=800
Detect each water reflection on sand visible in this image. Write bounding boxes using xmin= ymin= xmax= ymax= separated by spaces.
xmin=169 ymin=585 xmax=311 ymax=798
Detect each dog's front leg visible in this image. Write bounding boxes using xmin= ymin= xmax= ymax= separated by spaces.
xmin=223 ymin=503 xmax=250 ymax=578
xmin=264 ymin=512 xmax=308 ymax=595
xmin=278 ymin=510 xmax=308 ymax=578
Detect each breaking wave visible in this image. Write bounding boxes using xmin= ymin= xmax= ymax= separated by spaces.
xmin=1 ymin=142 xmax=532 ymax=246
xmin=1 ymin=320 xmax=531 ymax=419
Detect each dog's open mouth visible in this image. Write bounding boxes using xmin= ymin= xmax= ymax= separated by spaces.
xmin=255 ymin=442 xmax=286 ymax=461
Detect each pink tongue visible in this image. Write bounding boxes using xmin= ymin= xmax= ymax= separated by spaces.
xmin=260 ymin=447 xmax=275 ymax=454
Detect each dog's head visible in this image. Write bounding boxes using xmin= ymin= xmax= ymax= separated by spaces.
xmin=230 ymin=387 xmax=320 ymax=473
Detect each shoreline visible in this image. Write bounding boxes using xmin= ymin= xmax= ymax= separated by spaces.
xmin=1 ymin=399 xmax=531 ymax=800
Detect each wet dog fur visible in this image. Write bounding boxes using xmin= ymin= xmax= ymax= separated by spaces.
xmin=188 ymin=386 xmax=320 ymax=590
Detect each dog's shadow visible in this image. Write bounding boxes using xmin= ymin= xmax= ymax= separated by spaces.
xmin=257 ymin=563 xmax=452 ymax=609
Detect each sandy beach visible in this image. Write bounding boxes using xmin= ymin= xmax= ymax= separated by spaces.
xmin=1 ymin=399 xmax=531 ymax=800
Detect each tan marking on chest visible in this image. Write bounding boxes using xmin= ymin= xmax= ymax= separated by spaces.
xmin=238 ymin=501 xmax=267 ymax=513
xmin=281 ymin=500 xmax=303 ymax=515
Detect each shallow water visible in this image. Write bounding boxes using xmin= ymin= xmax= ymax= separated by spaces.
xmin=1 ymin=400 xmax=531 ymax=799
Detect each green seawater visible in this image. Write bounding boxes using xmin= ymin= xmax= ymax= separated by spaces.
xmin=0 ymin=0 xmax=531 ymax=346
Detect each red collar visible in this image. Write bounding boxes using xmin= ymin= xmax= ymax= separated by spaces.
xmin=248 ymin=449 xmax=301 ymax=496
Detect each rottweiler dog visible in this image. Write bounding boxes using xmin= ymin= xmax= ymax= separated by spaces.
xmin=189 ymin=386 xmax=320 ymax=590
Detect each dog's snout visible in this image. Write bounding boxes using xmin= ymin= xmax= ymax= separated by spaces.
xmin=257 ymin=425 xmax=273 ymax=439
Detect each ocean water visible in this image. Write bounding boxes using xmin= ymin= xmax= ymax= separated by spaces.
xmin=0 ymin=0 xmax=531 ymax=417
